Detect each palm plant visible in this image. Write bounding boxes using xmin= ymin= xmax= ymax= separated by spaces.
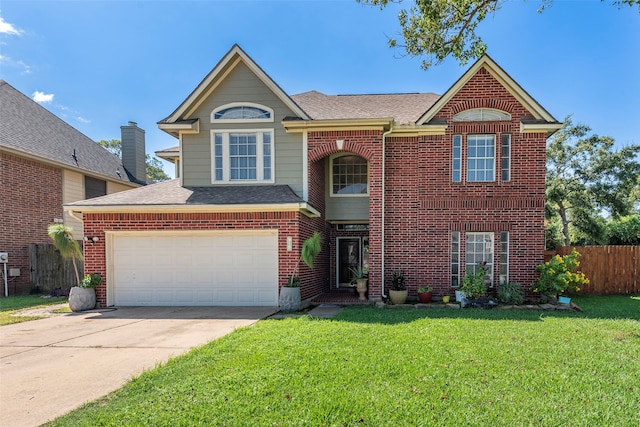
xmin=48 ymin=224 xmax=83 ymax=287
xmin=287 ymin=231 xmax=322 ymax=287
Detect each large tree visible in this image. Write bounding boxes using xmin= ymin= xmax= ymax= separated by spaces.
xmin=359 ymin=0 xmax=640 ymax=69
xmin=96 ymin=139 xmax=171 ymax=182
xmin=546 ymin=117 xmax=640 ymax=246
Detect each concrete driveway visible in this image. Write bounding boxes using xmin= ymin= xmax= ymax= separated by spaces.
xmin=0 ymin=306 xmax=278 ymax=427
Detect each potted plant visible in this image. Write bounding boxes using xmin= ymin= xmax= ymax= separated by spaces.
xmin=459 ymin=265 xmax=487 ymax=308
xmin=69 ymin=273 xmax=101 ymax=312
xmin=349 ymin=265 xmax=368 ymax=301
xmin=417 ymin=285 xmax=433 ymax=303
xmin=279 ymin=231 xmax=322 ymax=312
xmin=388 ymin=269 xmax=408 ymax=304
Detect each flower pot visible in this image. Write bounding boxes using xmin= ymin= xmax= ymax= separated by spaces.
xmin=558 ymin=296 xmax=571 ymax=305
xmin=68 ymin=286 xmax=96 ymax=312
xmin=442 ymin=295 xmax=450 ymax=303
xmin=455 ymin=290 xmax=465 ymax=302
xmin=418 ymin=292 xmax=432 ymax=303
xmin=388 ymin=289 xmax=408 ymax=305
xmin=355 ymin=279 xmax=368 ymax=301
xmin=279 ymin=286 xmax=301 ymax=312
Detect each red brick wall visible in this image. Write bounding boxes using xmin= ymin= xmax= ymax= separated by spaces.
xmin=384 ymin=67 xmax=546 ymax=299
xmin=0 ymin=153 xmax=63 ymax=295
xmin=307 ymin=130 xmax=384 ymax=297
xmin=82 ymin=211 xmax=316 ymax=307
xmin=305 ymin=67 xmax=547 ymax=301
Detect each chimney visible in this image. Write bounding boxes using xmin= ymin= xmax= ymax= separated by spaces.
xmin=120 ymin=121 xmax=146 ymax=184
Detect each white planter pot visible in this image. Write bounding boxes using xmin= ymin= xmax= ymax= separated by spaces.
xmin=455 ymin=290 xmax=465 ymax=302
xmin=69 ymin=286 xmax=96 ymax=312
xmin=279 ymin=286 xmax=301 ymax=312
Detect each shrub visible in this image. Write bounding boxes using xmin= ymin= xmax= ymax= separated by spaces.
xmin=532 ymin=249 xmax=589 ymax=297
xmin=460 ymin=265 xmax=487 ymax=299
xmin=79 ymin=273 xmax=102 ymax=289
xmin=497 ymin=282 xmax=524 ymax=305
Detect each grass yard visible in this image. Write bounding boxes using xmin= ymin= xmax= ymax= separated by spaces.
xmin=0 ymin=295 xmax=68 ymax=325
xmin=47 ymin=295 xmax=639 ymax=426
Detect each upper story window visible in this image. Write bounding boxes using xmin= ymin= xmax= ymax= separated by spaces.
xmin=453 ymin=108 xmax=511 ymax=122
xmin=467 ymin=134 xmax=495 ymax=182
xmin=211 ymin=102 xmax=274 ymax=123
xmin=211 ymin=129 xmax=274 ymax=183
xmin=331 ymin=155 xmax=369 ymax=196
xmin=85 ymin=176 xmax=106 ymax=199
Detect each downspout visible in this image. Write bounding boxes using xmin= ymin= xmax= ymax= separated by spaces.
xmin=67 ymin=209 xmax=83 ymax=225
xmin=380 ymin=125 xmax=393 ymax=299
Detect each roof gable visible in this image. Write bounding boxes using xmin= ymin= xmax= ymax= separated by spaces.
xmin=0 ymin=80 xmax=139 ymax=184
xmin=416 ymin=55 xmax=558 ymax=125
xmin=160 ymin=44 xmax=309 ymax=125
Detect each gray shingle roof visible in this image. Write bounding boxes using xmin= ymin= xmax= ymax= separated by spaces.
xmin=0 ymin=80 xmax=139 ymax=184
xmin=66 ymin=179 xmax=304 ymax=206
xmin=291 ymin=91 xmax=441 ymax=125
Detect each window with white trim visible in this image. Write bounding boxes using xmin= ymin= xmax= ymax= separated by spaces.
xmin=331 ymin=155 xmax=369 ymax=196
xmin=211 ymin=102 xmax=274 ymax=123
xmin=467 ymin=134 xmax=495 ymax=182
xmin=452 ymin=135 xmax=462 ymax=182
xmin=211 ymin=129 xmax=274 ymax=183
xmin=451 ymin=231 xmax=461 ymax=287
xmin=499 ymin=231 xmax=509 ymax=285
xmin=453 ymin=108 xmax=511 ymax=122
xmin=465 ymin=232 xmax=494 ymax=285
xmin=501 ymin=134 xmax=511 ymax=182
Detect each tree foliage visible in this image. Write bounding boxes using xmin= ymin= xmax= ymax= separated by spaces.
xmin=96 ymin=139 xmax=171 ymax=182
xmin=607 ymin=215 xmax=640 ymax=245
xmin=359 ymin=0 xmax=640 ymax=69
xmin=546 ymin=117 xmax=640 ymax=246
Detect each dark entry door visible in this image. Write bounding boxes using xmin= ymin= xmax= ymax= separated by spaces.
xmin=338 ymin=238 xmax=360 ymax=287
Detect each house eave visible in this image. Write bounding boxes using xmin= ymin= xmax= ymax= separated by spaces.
xmin=283 ymin=118 xmax=393 ymax=133
xmin=520 ymin=121 xmax=564 ymax=137
xmin=0 ymin=145 xmax=142 ymax=188
xmin=64 ymin=202 xmax=320 ymax=218
xmin=157 ymin=119 xmax=200 ymax=138
xmin=387 ymin=124 xmax=448 ymax=136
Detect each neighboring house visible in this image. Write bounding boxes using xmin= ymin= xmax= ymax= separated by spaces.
xmin=66 ymin=45 xmax=561 ymax=308
xmin=0 ymin=80 xmax=147 ymax=295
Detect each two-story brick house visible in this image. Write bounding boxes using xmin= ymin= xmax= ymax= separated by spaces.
xmin=66 ymin=45 xmax=561 ymax=308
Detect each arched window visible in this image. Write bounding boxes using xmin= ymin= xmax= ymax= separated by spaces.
xmin=331 ymin=155 xmax=369 ymax=196
xmin=452 ymin=108 xmax=511 ymax=122
xmin=211 ymin=102 xmax=274 ymax=123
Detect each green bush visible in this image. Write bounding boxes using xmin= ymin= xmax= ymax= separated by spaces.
xmin=79 ymin=273 xmax=102 ymax=289
xmin=497 ymin=282 xmax=524 ymax=305
xmin=460 ymin=265 xmax=487 ymax=299
xmin=532 ymin=249 xmax=589 ymax=297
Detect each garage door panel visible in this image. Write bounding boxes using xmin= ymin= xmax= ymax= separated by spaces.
xmin=113 ymin=233 xmax=277 ymax=306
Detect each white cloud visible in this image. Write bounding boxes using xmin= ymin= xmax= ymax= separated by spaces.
xmin=0 ymin=54 xmax=32 ymax=74
xmin=0 ymin=17 xmax=22 ymax=36
xmin=76 ymin=116 xmax=90 ymax=124
xmin=32 ymin=91 xmax=54 ymax=104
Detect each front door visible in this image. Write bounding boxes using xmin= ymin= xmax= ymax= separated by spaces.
xmin=337 ymin=238 xmax=360 ymax=288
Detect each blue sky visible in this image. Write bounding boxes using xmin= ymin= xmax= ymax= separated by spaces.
xmin=1 ymin=1 xmax=638 ymax=178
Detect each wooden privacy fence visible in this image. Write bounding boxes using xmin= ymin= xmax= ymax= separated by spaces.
xmin=545 ymin=246 xmax=639 ymax=295
xmin=29 ymin=243 xmax=84 ymax=294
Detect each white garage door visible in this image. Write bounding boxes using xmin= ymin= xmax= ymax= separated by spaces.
xmin=112 ymin=232 xmax=278 ymax=306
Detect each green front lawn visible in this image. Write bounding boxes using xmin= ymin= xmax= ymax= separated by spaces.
xmin=48 ymin=295 xmax=639 ymax=426
xmin=0 ymin=295 xmax=68 ymax=326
